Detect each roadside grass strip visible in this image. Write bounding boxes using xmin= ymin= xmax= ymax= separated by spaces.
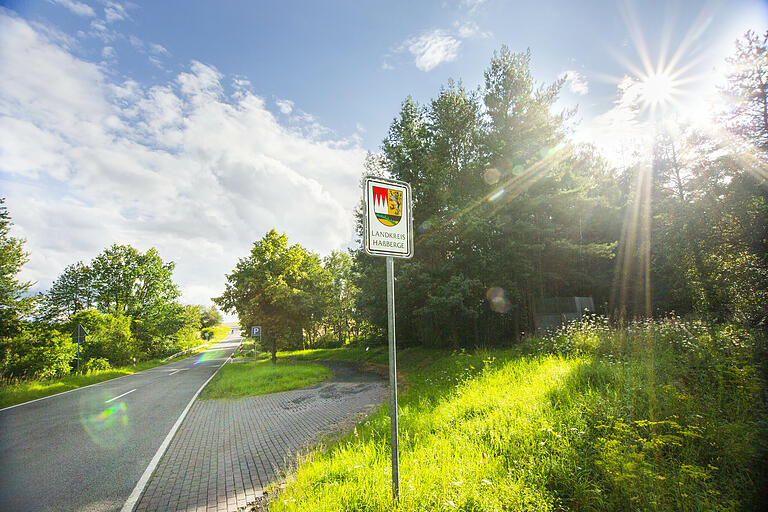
xmin=199 ymin=360 xmax=331 ymax=400
xmin=269 ymin=322 xmax=768 ymax=511
xmin=0 ymin=361 xmax=158 ymax=409
xmin=0 ymin=324 xmax=233 ymax=409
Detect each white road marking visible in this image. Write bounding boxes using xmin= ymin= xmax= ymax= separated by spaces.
xmin=120 ymin=346 xmax=238 ymax=512
xmin=105 ymin=389 xmax=136 ymax=403
xmin=0 ymin=339 xmax=241 ymax=413
xmin=0 ymin=372 xmax=135 ymax=413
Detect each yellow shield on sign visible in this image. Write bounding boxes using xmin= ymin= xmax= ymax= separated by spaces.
xmin=373 ymin=186 xmax=402 ymax=226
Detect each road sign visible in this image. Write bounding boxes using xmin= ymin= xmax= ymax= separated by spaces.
xmin=362 ymin=176 xmax=414 ymax=503
xmin=363 ymin=177 xmax=413 ymax=259
xmin=72 ymin=324 xmax=88 ymax=374
xmin=251 ymin=326 xmax=262 ymax=367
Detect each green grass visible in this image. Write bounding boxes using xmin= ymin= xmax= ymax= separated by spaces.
xmin=0 ymin=360 xmax=160 ymax=409
xmin=0 ymin=323 xmax=234 ymax=409
xmin=199 ymin=360 xmax=331 ymax=400
xmin=268 ymin=318 xmax=768 ymax=511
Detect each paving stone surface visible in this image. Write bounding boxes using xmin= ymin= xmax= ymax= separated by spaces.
xmin=134 ymin=361 xmax=387 ymax=512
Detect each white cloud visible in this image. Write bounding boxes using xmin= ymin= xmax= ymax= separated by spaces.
xmin=404 ymin=29 xmax=461 ymax=72
xmin=559 ymin=70 xmax=589 ymax=95
xmin=148 ymin=42 xmax=169 ymax=56
xmin=389 ymin=19 xmax=488 ymax=72
xmin=0 ymin=13 xmax=366 ymax=309
xmin=50 ymin=0 xmax=95 ymax=17
xmin=275 ymin=98 xmax=294 ymax=114
xmin=128 ymin=34 xmax=143 ymax=50
xmin=461 ymin=0 xmax=486 ymax=13
xmin=101 ymin=45 xmax=116 ymax=59
xmin=454 ymin=21 xmax=491 ymax=39
xmin=103 ymin=1 xmax=128 ymax=23
xmin=148 ymin=55 xmax=164 ymax=69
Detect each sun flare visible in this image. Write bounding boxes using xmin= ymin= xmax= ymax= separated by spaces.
xmin=640 ymin=71 xmax=676 ymax=109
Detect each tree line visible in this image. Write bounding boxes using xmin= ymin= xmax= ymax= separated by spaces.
xmin=2 ymin=33 xmax=765 ymax=370
xmin=214 ymin=230 xmax=359 ymax=363
xmin=0 ymin=216 xmax=223 ymax=380
xmin=217 ymin=32 xmax=767 ymax=353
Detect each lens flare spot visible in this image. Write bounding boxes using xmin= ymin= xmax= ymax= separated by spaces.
xmin=488 ymin=188 xmax=505 ymax=202
xmin=80 ymin=396 xmax=130 ymax=448
xmin=418 ymin=220 xmax=432 ymax=233
xmin=483 ymin=168 xmax=501 ymax=185
xmin=194 ymin=348 xmax=223 ymax=365
xmin=486 ymin=287 xmax=512 ymax=313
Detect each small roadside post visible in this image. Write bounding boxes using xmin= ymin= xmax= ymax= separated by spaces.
xmin=363 ymin=176 xmax=413 ymax=502
xmin=251 ymin=326 xmax=261 ymax=367
xmin=72 ymin=324 xmax=87 ymax=374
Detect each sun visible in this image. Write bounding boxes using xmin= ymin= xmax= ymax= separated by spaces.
xmin=639 ymin=71 xmax=677 ymax=110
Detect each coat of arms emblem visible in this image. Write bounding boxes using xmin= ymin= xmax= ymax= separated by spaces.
xmin=372 ymin=186 xmax=403 ymax=226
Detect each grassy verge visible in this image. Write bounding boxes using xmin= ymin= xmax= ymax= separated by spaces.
xmin=0 ymin=323 xmax=233 ymax=409
xmin=269 ymin=318 xmax=768 ymax=511
xmin=199 ymin=360 xmax=330 ymax=399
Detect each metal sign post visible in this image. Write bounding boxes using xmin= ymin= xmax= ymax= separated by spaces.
xmin=251 ymin=326 xmax=261 ymax=367
xmin=386 ymin=255 xmax=399 ymax=499
xmin=362 ymin=176 xmax=413 ymax=502
xmin=72 ymin=324 xmax=87 ymax=374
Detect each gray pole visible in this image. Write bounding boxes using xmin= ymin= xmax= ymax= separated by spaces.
xmin=77 ymin=336 xmax=80 ymax=374
xmin=254 ymin=331 xmax=260 ymax=367
xmin=386 ymin=256 xmax=400 ymax=501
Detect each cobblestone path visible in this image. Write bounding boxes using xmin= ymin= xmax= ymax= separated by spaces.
xmin=134 ymin=361 xmax=387 ymax=512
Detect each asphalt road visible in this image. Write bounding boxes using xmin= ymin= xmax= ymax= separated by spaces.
xmin=0 ymin=331 xmax=241 ymax=512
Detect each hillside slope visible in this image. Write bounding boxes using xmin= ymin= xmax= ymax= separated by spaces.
xmin=272 ymin=318 xmax=768 ymax=511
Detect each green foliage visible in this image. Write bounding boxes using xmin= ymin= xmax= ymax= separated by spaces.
xmin=41 ymin=261 xmax=93 ymax=321
xmin=354 ymin=49 xmax=619 ymax=346
xmin=90 ymin=244 xmax=180 ymax=318
xmin=723 ymin=29 xmax=768 ymax=149
xmin=200 ymin=305 xmax=222 ymax=328
xmin=322 ymin=251 xmax=359 ymax=345
xmin=87 ymin=312 xmax=138 ymax=367
xmin=82 ymin=357 xmax=111 ymax=372
xmin=43 ymin=244 xmax=184 ymax=345
xmin=215 ymin=230 xmax=331 ymax=361
xmin=271 ymin=320 xmax=767 ymax=511
xmin=0 ymin=325 xmax=75 ymax=380
xmin=0 ymin=198 xmax=34 ymax=339
xmin=199 ymin=360 xmax=330 ymax=399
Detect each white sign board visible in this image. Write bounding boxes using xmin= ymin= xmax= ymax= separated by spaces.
xmin=363 ymin=177 xmax=413 ymax=258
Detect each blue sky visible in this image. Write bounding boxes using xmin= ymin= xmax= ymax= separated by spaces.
xmin=1 ymin=0 xmax=766 ymax=310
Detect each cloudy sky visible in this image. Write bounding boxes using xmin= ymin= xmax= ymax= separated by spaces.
xmin=1 ymin=0 xmax=766 ymax=314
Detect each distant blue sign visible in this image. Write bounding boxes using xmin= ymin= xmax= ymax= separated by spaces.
xmin=251 ymin=326 xmax=261 ymax=336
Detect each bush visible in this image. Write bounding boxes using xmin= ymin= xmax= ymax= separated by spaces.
xmin=82 ymin=357 xmax=111 ymax=372
xmin=173 ymin=326 xmax=199 ymax=351
xmin=312 ymin=332 xmax=344 ymax=349
xmin=0 ymin=328 xmax=75 ymax=380
xmin=143 ymin=336 xmax=178 ymax=359
xmin=92 ymin=313 xmax=139 ymax=367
